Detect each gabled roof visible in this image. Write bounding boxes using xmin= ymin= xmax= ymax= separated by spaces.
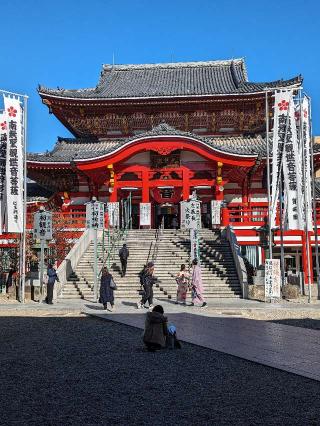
xmin=27 ymin=123 xmax=268 ymax=164
xmin=38 ymin=59 xmax=302 ymax=100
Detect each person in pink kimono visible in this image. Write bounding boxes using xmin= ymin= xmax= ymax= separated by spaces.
xmin=190 ymin=259 xmax=207 ymax=308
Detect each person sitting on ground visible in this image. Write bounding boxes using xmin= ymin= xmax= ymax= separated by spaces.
xmin=100 ymin=267 xmax=116 ymax=311
xmin=143 ymin=305 xmax=168 ymax=352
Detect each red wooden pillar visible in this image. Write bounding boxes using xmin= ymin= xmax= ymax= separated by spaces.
xmin=221 ymin=207 xmax=230 ymax=226
xmin=182 ymin=169 xmax=190 ymax=201
xmin=215 ymin=185 xmax=224 ymax=201
xmin=142 ymin=170 xmax=149 ymax=202
xmin=109 ymin=173 xmax=118 ymax=202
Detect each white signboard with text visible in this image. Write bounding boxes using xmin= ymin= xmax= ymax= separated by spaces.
xmin=140 ymin=203 xmax=151 ymax=227
xmin=86 ymin=201 xmax=105 ymax=229
xmin=33 ymin=211 xmax=52 ymax=240
xmin=107 ymin=202 xmax=119 ymax=228
xmin=180 ymin=200 xmax=201 ymax=230
xmin=265 ymin=259 xmax=281 ymax=299
xmin=190 ymin=228 xmax=200 ymax=261
xmin=211 ymin=200 xmax=222 ymax=226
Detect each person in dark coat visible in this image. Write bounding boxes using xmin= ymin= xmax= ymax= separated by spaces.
xmin=6 ymin=267 xmax=16 ymax=293
xmin=119 ymin=244 xmax=129 ymax=277
xmin=143 ymin=305 xmax=168 ymax=352
xmin=137 ymin=261 xmax=157 ymax=310
xmin=100 ymin=267 xmax=115 ymax=311
xmin=46 ymin=264 xmax=59 ymax=304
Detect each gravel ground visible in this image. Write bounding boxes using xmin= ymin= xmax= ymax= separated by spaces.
xmin=1 ymin=314 xmax=320 ymax=426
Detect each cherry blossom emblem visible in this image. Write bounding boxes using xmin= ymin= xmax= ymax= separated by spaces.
xmin=0 ymin=121 xmax=6 ymax=130
xmin=303 ymin=109 xmax=308 ymax=118
xmin=7 ymin=106 xmax=17 ymax=117
xmin=278 ymin=100 xmax=289 ymax=111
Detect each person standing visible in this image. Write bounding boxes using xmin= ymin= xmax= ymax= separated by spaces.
xmin=100 ymin=267 xmax=115 ymax=311
xmin=46 ymin=264 xmax=59 ymax=305
xmin=119 ymin=243 xmax=129 ymax=277
xmin=137 ymin=261 xmax=156 ymax=309
xmin=175 ymin=264 xmax=190 ymax=305
xmin=190 ymin=259 xmax=207 ymax=308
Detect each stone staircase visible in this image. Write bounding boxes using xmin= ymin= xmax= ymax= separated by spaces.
xmin=60 ymin=229 xmax=242 ymax=300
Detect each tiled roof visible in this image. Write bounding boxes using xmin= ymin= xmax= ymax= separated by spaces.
xmin=27 ymin=123 xmax=318 ymax=165
xmin=38 ymin=59 xmax=302 ymax=99
xmin=27 ymin=123 xmax=269 ymax=163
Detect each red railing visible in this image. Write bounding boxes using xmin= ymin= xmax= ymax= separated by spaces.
xmin=26 ymin=211 xmax=86 ymax=230
xmin=222 ymin=203 xmax=320 ymax=227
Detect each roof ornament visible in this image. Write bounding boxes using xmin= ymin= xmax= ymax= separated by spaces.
xmin=150 ymin=122 xmax=177 ymax=133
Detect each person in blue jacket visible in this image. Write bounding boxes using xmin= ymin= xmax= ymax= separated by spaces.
xmin=46 ymin=264 xmax=59 ymax=305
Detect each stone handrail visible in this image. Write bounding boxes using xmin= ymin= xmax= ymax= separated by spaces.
xmin=56 ymin=229 xmax=94 ymax=296
xmin=222 ymin=225 xmax=248 ymax=299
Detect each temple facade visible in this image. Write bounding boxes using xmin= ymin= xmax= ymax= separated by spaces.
xmin=23 ymin=59 xmax=320 ymax=276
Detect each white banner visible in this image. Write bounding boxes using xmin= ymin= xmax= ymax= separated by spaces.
xmin=270 ymin=91 xmax=290 ymax=228
xmin=0 ymin=111 xmax=7 ymax=234
xmin=33 ymin=211 xmax=53 ymax=240
xmin=265 ymin=259 xmax=281 ymax=299
xmin=211 ymin=200 xmax=222 ymax=225
xmin=180 ymin=200 xmax=201 ymax=229
xmin=282 ymin=94 xmax=303 ymax=230
xmin=301 ymin=97 xmax=313 ymax=230
xmin=139 ymin=203 xmax=151 ymax=226
xmin=4 ymin=96 xmax=23 ymax=233
xmin=86 ymin=201 xmax=105 ymax=229
xmin=107 ymin=202 xmax=119 ymax=228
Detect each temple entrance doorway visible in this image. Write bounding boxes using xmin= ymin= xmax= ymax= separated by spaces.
xmin=154 ymin=203 xmax=179 ymax=229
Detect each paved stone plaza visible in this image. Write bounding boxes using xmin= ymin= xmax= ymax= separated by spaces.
xmin=1 ymin=300 xmax=320 ymax=425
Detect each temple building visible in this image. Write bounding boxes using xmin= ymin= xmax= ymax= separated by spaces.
xmin=29 ymin=59 xmax=301 ymax=219
xmin=24 ymin=59 xmax=320 ymax=277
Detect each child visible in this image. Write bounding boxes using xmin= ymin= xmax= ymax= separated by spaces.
xmin=143 ymin=305 xmax=168 ymax=352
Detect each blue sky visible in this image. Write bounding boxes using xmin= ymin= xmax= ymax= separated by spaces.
xmin=1 ymin=0 xmax=319 ymax=152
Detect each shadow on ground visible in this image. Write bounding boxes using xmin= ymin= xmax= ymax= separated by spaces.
xmin=0 ymin=315 xmax=320 ymax=425
xmin=270 ymin=317 xmax=320 ymax=330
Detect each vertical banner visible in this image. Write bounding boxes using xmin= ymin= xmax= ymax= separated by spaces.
xmin=301 ymin=97 xmax=313 ymax=230
xmin=139 ymin=202 xmax=151 ymax=227
xmin=211 ymin=200 xmax=222 ymax=226
xmin=190 ymin=228 xmax=200 ymax=261
xmin=180 ymin=201 xmax=188 ymax=229
xmin=0 ymin=111 xmax=7 ymax=234
xmin=270 ymin=91 xmax=290 ymax=228
xmin=282 ymin=94 xmax=303 ymax=230
xmin=107 ymin=202 xmax=119 ymax=228
xmin=3 ymin=96 xmax=23 ymax=233
xmin=265 ymin=259 xmax=281 ymax=299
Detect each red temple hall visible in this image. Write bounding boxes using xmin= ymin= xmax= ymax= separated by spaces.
xmin=25 ymin=59 xmax=320 ymax=277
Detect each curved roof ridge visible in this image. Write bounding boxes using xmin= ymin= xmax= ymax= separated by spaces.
xmin=101 ymin=58 xmax=245 ymax=72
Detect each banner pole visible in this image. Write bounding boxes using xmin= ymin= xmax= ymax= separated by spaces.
xmin=279 ymin=170 xmax=285 ymax=287
xmin=307 ymin=94 xmax=320 ymax=300
xmin=265 ymin=90 xmax=273 ymax=259
xmin=93 ymin=227 xmax=98 ymax=302
xmin=299 ymin=89 xmax=312 ymax=302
